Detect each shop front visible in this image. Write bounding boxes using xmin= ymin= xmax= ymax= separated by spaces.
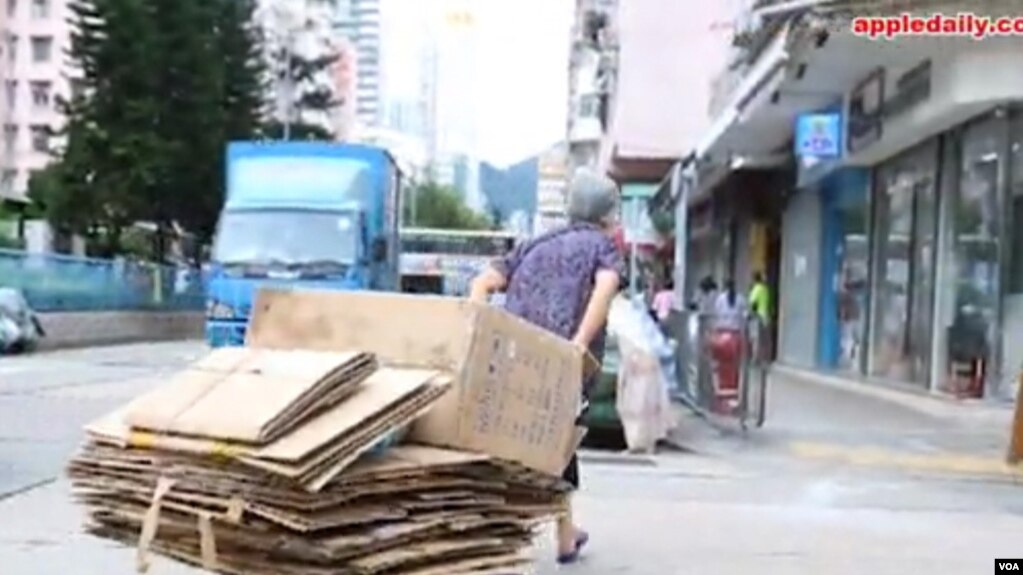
xmin=792 ymin=108 xmax=1023 ymax=400
xmin=817 ymin=168 xmax=871 ymax=374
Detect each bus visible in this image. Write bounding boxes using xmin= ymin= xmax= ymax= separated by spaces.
xmin=399 ymin=227 xmax=517 ymax=296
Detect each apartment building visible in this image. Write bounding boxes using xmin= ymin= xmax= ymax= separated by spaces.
xmin=336 ymin=0 xmax=382 ymax=128
xmin=535 ymin=143 xmax=569 ymax=233
xmin=565 ymin=0 xmax=616 ymax=185
xmin=0 ymin=0 xmax=71 ymax=202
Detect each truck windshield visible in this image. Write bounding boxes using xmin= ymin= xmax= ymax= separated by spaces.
xmin=212 ymin=210 xmax=359 ymax=270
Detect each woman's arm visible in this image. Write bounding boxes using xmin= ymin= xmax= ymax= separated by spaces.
xmin=572 ymin=269 xmax=620 ymax=348
xmin=469 ymin=267 xmax=508 ymax=304
xmin=470 ymin=240 xmax=530 ymax=303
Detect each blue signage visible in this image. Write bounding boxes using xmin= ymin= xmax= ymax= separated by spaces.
xmin=795 ymin=113 xmax=842 ymax=159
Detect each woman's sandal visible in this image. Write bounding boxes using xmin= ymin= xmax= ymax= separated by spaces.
xmin=556 ymin=530 xmax=589 ymax=565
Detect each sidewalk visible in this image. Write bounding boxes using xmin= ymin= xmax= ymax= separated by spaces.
xmin=666 ymin=363 xmax=1021 ymax=483
xmin=770 ymin=363 xmax=1015 ymax=424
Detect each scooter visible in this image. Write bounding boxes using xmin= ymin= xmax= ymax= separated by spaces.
xmin=0 ymin=288 xmax=45 ymax=354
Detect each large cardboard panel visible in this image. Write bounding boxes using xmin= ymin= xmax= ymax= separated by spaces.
xmin=246 ymin=289 xmax=587 ymax=476
xmin=417 ymin=306 xmax=583 ymax=476
xmin=246 ymin=289 xmax=475 ymax=370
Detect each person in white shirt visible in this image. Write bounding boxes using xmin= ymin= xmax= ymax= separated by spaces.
xmin=713 ymin=280 xmax=747 ymax=330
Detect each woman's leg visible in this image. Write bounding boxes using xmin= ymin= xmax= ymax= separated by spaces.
xmin=557 ymin=495 xmax=576 ymax=552
xmin=556 ymin=454 xmax=582 ymax=554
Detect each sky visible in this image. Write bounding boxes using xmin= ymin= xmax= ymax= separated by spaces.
xmin=381 ymin=0 xmax=573 ymax=166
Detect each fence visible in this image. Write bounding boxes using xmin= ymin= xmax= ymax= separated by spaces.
xmin=0 ymin=248 xmax=205 ymax=313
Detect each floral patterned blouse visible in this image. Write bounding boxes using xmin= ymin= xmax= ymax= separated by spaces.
xmin=494 ymin=222 xmax=625 ymax=389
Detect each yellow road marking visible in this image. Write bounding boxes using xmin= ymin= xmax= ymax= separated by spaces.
xmin=789 ymin=441 xmax=1023 ymax=479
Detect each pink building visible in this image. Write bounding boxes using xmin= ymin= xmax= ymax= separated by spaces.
xmin=0 ymin=0 xmax=73 ymax=202
xmin=599 ymin=0 xmax=736 ymax=182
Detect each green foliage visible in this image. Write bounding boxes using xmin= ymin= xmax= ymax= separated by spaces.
xmin=45 ymin=0 xmax=267 ymax=259
xmin=404 ymin=182 xmax=493 ymax=231
xmin=0 ymin=236 xmax=22 ymax=249
xmin=272 ymin=38 xmax=339 ymax=133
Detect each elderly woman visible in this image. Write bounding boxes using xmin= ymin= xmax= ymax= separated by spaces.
xmin=469 ymin=169 xmax=624 ymax=564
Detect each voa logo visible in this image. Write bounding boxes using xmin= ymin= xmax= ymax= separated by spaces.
xmin=998 ymin=561 xmax=1021 ymax=571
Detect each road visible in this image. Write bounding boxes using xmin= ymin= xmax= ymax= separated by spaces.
xmin=1 ymin=342 xmax=1022 ymax=574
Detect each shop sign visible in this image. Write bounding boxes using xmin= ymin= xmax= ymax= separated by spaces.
xmin=794 ymin=113 xmax=842 ymax=159
xmin=883 ymin=59 xmax=931 ymax=120
xmin=846 ymin=68 xmax=885 ymax=154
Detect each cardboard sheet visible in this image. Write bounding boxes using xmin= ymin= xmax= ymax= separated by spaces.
xmin=125 ymin=348 xmax=376 ymax=444
xmin=82 ymin=368 xmax=449 ymax=490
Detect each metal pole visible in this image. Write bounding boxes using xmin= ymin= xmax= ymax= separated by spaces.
xmin=629 ymin=198 xmax=639 ymax=297
xmin=282 ymin=33 xmax=294 ymax=141
xmin=673 ymin=162 xmax=689 ymax=308
xmin=410 ymin=180 xmax=417 ymax=226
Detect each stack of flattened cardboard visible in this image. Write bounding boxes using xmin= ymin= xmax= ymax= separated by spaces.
xmin=69 ymin=443 xmax=567 ymax=575
xmin=70 ymin=290 xmax=596 ymax=575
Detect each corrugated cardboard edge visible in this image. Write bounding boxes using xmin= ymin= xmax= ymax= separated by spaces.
xmin=406 ymin=304 xmax=481 ymax=446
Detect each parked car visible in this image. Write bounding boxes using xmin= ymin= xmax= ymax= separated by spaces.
xmin=583 ymin=332 xmax=623 ymax=432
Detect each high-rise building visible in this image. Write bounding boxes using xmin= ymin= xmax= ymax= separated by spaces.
xmin=536 ymin=143 xmax=569 ymax=233
xmin=335 ymin=0 xmax=382 ymax=128
xmin=565 ymin=0 xmax=617 ymax=205
xmin=0 ymin=0 xmax=74 ymax=202
xmin=420 ymin=1 xmax=484 ymax=212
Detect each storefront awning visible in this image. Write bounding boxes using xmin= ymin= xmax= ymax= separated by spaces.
xmin=695 ymin=21 xmax=793 ymax=163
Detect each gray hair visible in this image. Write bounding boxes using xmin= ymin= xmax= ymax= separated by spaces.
xmin=567 ymin=169 xmax=618 ymax=225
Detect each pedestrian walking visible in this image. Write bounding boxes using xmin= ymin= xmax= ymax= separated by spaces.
xmin=748 ymin=271 xmax=770 ymax=326
xmin=691 ymin=275 xmax=718 ymax=313
xmin=468 ymin=168 xmax=624 ymax=565
xmin=652 ymin=277 xmax=675 ymax=325
xmin=748 ymin=271 xmax=772 ymax=361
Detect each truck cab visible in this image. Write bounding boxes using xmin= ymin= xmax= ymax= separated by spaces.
xmin=205 ymin=142 xmax=402 ymax=347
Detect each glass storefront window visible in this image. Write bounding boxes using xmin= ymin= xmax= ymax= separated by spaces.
xmin=999 ymin=112 xmax=1023 ymax=398
xmin=1010 ymin=116 xmax=1023 ymax=294
xmin=942 ymin=118 xmax=1002 ymax=397
xmin=869 ymin=141 xmax=939 ymax=385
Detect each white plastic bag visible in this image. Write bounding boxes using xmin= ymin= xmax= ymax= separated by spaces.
xmin=609 ymin=294 xmax=675 ymax=452
xmin=616 ymin=337 xmax=674 ymax=452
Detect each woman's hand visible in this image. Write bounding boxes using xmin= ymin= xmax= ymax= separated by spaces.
xmin=469 ymin=268 xmax=507 ymax=303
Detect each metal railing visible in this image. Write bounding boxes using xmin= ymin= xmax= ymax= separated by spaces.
xmin=0 ymin=249 xmax=205 ymax=313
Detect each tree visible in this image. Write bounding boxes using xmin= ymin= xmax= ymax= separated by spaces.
xmin=53 ymin=0 xmax=163 ymax=256
xmin=154 ymin=0 xmax=267 ymax=253
xmin=405 ymin=182 xmax=493 ymax=230
xmin=262 ymin=0 xmax=340 ymax=139
xmin=50 ymin=0 xmax=266 ymax=259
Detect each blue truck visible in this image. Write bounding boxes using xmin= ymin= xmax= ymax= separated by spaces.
xmin=205 ymin=142 xmax=404 ymax=347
